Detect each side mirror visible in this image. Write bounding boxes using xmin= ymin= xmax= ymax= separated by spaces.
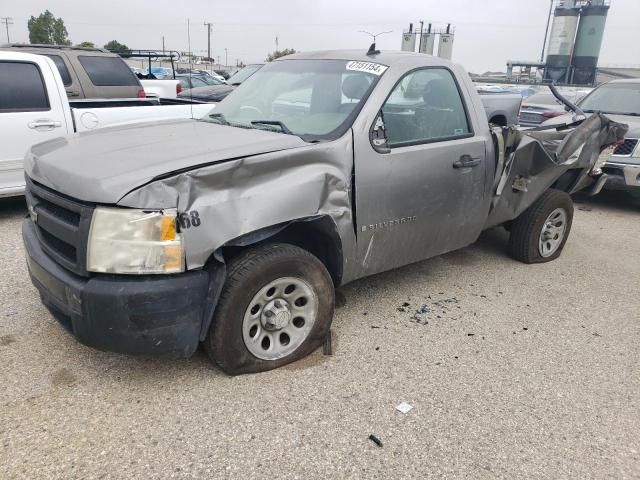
xmin=370 ymin=113 xmax=390 ymax=153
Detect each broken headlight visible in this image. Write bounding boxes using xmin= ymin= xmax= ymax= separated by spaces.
xmin=87 ymin=208 xmax=184 ymax=274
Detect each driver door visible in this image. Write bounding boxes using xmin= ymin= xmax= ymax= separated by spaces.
xmin=353 ymin=67 xmax=489 ymax=275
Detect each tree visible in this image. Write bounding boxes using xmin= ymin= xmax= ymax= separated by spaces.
xmin=104 ymin=40 xmax=130 ymax=54
xmin=76 ymin=41 xmax=95 ymax=48
xmin=27 ymin=10 xmax=70 ymax=45
xmin=266 ymin=48 xmax=296 ymax=62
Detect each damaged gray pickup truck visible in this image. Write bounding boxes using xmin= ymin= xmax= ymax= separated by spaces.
xmin=23 ymin=50 xmax=626 ymax=374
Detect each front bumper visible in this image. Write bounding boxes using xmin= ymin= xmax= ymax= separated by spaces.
xmin=23 ymin=219 xmax=210 ymax=357
xmin=603 ymin=162 xmax=640 ymax=190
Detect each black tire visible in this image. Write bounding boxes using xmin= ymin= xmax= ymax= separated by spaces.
xmin=205 ymin=243 xmax=334 ymax=375
xmin=508 ymin=189 xmax=574 ymax=264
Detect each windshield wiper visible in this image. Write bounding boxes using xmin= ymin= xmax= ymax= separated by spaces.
xmin=250 ymin=120 xmax=294 ymax=135
xmin=207 ymin=112 xmax=229 ymax=125
xmin=582 ymin=109 xmax=639 ymax=117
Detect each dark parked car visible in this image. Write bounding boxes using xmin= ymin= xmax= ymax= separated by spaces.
xmin=0 ymin=43 xmax=145 ymax=99
xmin=227 ymin=63 xmax=264 ymax=86
xmin=178 ymin=83 xmax=235 ymax=102
xmin=214 ymin=70 xmax=231 ymax=80
xmin=160 ymin=73 xmax=225 ymax=90
xmin=542 ymin=79 xmax=640 ymax=192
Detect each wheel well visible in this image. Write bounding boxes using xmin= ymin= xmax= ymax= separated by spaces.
xmin=489 ymin=115 xmax=507 ymax=127
xmin=219 ymin=217 xmax=344 ymax=287
xmin=552 ymin=169 xmax=582 ymax=192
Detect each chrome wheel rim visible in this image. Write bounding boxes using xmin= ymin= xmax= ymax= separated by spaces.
xmin=242 ymin=277 xmax=318 ymax=361
xmin=538 ymin=208 xmax=567 ymax=258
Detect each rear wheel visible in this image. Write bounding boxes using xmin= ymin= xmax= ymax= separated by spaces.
xmin=508 ymin=189 xmax=574 ymax=263
xmin=205 ymin=243 xmax=334 ymax=375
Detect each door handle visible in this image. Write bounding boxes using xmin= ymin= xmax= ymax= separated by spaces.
xmin=453 ymin=154 xmax=481 ymax=169
xmin=67 ymin=91 xmax=80 ymax=97
xmin=28 ymin=120 xmax=62 ymax=130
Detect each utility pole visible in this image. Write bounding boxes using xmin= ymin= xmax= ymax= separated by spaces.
xmin=224 ymin=47 xmax=228 ymax=67
xmin=275 ymin=35 xmax=279 ymax=50
xmin=203 ymin=21 xmax=213 ymax=61
xmin=1 ymin=17 xmax=13 ymax=43
xmin=162 ymin=36 xmax=165 ymax=54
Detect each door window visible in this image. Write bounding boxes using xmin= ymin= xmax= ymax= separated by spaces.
xmin=77 ymin=55 xmax=139 ymax=86
xmin=0 ymin=61 xmax=50 ymax=112
xmin=44 ymin=55 xmax=72 ymax=86
xmin=381 ymin=68 xmax=471 ymax=147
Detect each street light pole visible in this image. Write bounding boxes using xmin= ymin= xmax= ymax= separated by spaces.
xmin=203 ymin=21 xmax=213 ymax=61
xmin=224 ymin=48 xmax=228 ymax=67
xmin=540 ymin=0 xmax=554 ymax=62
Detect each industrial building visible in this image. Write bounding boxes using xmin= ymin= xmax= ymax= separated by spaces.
xmin=544 ymin=0 xmax=611 ymax=84
xmin=400 ymin=23 xmax=455 ymax=60
xmin=507 ymin=0 xmax=613 ymax=86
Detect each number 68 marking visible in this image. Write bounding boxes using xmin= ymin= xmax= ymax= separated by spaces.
xmin=178 ymin=210 xmax=201 ymax=229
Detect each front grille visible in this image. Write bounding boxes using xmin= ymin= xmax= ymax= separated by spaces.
xmin=25 ymin=176 xmax=94 ymax=277
xmin=613 ymin=138 xmax=638 ymax=156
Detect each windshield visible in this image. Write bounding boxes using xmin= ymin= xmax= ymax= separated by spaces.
xmin=228 ymin=64 xmax=263 ymax=85
xmin=579 ymin=83 xmax=640 ymax=115
xmin=201 ymin=59 xmax=384 ymax=141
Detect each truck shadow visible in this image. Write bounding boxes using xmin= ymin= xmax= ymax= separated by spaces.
xmin=573 ymin=190 xmax=640 ymax=213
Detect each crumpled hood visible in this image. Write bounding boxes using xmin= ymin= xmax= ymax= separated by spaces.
xmin=25 ymin=119 xmax=308 ymax=204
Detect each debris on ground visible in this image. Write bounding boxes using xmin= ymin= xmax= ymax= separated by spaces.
xmin=578 ymin=205 xmax=593 ymax=212
xmin=368 ymin=434 xmax=383 ymax=448
xmin=399 ymin=295 xmax=463 ymax=325
xmin=395 ymin=402 xmax=413 ymax=414
xmin=397 ymin=302 xmax=411 ymax=312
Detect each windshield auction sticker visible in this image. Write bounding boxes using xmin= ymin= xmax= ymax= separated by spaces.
xmin=346 ymin=61 xmax=388 ymax=76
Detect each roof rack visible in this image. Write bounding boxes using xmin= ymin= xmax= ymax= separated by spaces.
xmin=1 ymin=43 xmax=109 ymax=53
xmin=111 ymin=49 xmax=181 ymax=78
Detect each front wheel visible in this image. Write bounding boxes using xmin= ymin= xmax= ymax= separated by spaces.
xmin=205 ymin=243 xmax=335 ymax=375
xmin=508 ymin=189 xmax=574 ymax=263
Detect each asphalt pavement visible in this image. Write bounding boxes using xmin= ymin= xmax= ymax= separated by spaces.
xmin=1 ymin=191 xmax=639 ymax=479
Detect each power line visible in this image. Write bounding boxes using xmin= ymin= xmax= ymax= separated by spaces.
xmin=1 ymin=17 xmax=13 ymax=43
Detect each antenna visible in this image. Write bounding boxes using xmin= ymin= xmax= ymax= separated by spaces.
xmin=358 ymin=30 xmax=392 ymax=56
xmin=188 ymin=19 xmax=193 ymax=119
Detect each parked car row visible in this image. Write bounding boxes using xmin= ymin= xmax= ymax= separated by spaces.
xmin=0 ymin=43 xmax=145 ymax=99
xmin=0 ymin=51 xmax=212 ymax=197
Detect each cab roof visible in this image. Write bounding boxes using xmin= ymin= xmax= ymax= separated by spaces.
xmin=278 ymin=49 xmax=455 ymax=69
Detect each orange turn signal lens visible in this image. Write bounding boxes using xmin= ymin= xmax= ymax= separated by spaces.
xmin=160 ymin=216 xmax=176 ymax=241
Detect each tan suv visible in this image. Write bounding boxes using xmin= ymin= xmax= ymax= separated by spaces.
xmin=0 ymin=44 xmax=144 ymax=99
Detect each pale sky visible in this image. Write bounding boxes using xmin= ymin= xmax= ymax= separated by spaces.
xmin=2 ymin=0 xmax=639 ymax=72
